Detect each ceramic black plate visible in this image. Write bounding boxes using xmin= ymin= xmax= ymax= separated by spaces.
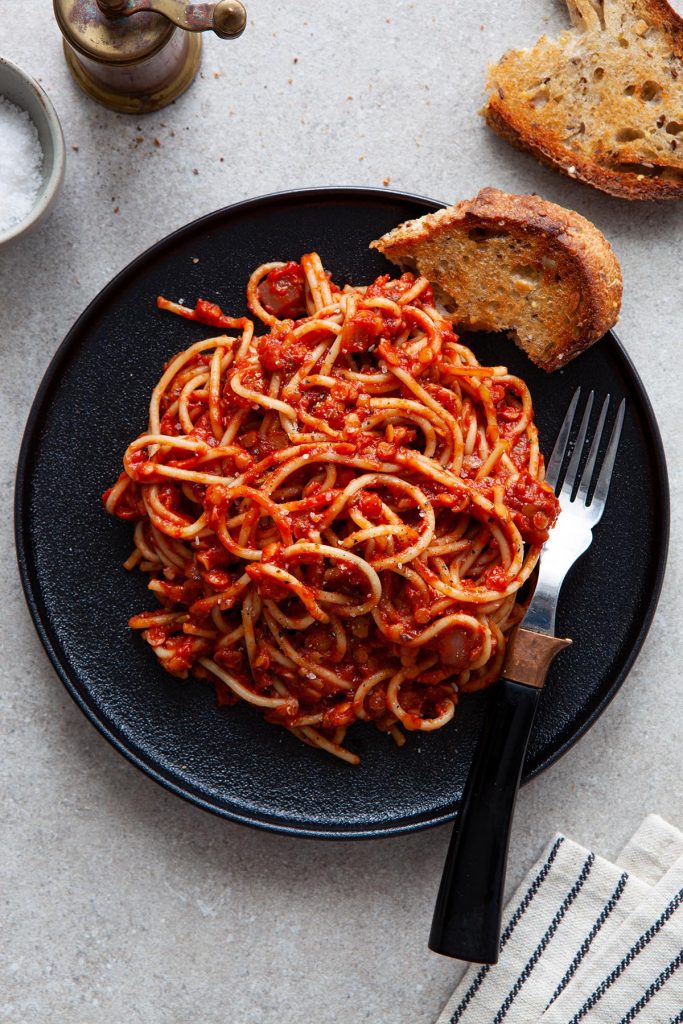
xmin=15 ymin=188 xmax=669 ymax=838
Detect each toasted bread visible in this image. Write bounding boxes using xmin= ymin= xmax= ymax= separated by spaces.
xmin=484 ymin=0 xmax=683 ymax=200
xmin=370 ymin=188 xmax=622 ymax=372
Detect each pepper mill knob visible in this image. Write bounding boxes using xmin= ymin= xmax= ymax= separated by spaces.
xmin=54 ymin=0 xmax=247 ymax=114
xmin=97 ymin=0 xmax=247 ymax=39
xmin=212 ymin=1 xmax=248 ymax=39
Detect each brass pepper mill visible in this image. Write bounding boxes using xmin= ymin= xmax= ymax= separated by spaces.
xmin=54 ymin=0 xmax=247 ymax=114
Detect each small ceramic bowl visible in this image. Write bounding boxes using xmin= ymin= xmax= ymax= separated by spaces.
xmin=0 ymin=58 xmax=66 ymax=248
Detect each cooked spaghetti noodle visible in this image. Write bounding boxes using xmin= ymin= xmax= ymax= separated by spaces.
xmin=103 ymin=253 xmax=559 ymax=765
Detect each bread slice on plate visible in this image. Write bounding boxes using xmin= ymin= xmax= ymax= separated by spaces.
xmin=371 ymin=188 xmax=622 ymax=372
xmin=484 ymin=0 xmax=683 ymax=200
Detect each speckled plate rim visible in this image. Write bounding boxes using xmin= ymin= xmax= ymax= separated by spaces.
xmin=14 ymin=187 xmax=670 ymax=839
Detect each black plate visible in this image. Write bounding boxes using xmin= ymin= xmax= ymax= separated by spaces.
xmin=15 ymin=188 xmax=669 ymax=839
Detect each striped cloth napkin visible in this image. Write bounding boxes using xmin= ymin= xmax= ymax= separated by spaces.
xmin=436 ymin=815 xmax=683 ymax=1024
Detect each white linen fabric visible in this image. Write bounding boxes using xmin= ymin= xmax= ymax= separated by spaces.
xmin=437 ymin=815 xmax=683 ymax=1024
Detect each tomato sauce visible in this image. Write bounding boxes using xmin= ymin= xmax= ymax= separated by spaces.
xmin=257 ymin=262 xmax=307 ymax=320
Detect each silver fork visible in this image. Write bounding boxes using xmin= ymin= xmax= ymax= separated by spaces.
xmin=522 ymin=389 xmax=625 ymax=635
xmin=429 ymin=387 xmax=625 ymax=964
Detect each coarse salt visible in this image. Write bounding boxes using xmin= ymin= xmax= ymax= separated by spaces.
xmin=0 ymin=95 xmax=43 ymax=234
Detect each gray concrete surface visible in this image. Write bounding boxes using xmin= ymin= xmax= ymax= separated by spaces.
xmin=1 ymin=2 xmax=681 ymax=1022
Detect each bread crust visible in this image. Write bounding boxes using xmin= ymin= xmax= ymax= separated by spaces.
xmin=485 ymin=98 xmax=683 ymax=202
xmin=484 ymin=0 xmax=683 ymax=200
xmin=371 ymin=188 xmax=623 ymax=372
xmin=631 ymin=0 xmax=683 ymax=50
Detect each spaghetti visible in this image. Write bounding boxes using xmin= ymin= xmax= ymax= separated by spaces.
xmin=103 ymin=253 xmax=559 ymax=765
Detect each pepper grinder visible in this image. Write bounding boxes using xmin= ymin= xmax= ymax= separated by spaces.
xmin=54 ymin=0 xmax=247 ymax=114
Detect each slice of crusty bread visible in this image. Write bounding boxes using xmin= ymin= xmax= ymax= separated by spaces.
xmin=370 ymin=188 xmax=622 ymax=372
xmin=484 ymin=0 xmax=683 ymax=200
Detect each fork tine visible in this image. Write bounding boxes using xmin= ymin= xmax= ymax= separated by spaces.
xmin=589 ymin=398 xmax=625 ymax=517
xmin=560 ymin=391 xmax=594 ymax=499
xmin=545 ymin=387 xmax=581 ymax=490
xmin=576 ymin=395 xmax=610 ymax=503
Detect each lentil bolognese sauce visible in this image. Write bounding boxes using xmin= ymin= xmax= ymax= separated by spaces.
xmin=103 ymin=253 xmax=559 ymax=765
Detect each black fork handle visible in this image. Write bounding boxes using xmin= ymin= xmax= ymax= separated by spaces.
xmin=428 ymin=678 xmax=541 ymax=964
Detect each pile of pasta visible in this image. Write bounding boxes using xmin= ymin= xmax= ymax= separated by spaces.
xmin=104 ymin=253 xmax=559 ymax=764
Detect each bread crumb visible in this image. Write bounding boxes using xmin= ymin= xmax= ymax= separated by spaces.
xmin=192 ymin=257 xmax=199 ymax=264
xmin=383 ymin=177 xmax=391 ymax=186
xmin=153 ymin=137 xmax=161 ymax=147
